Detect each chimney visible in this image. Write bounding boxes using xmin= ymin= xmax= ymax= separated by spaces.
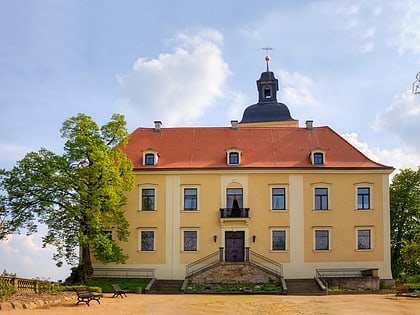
xmin=305 ymin=120 xmax=313 ymax=131
xmin=154 ymin=120 xmax=162 ymax=133
xmin=231 ymin=120 xmax=238 ymax=130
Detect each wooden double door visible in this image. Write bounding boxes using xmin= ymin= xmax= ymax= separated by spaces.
xmin=225 ymin=231 xmax=245 ymax=262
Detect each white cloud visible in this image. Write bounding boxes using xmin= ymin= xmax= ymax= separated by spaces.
xmin=360 ymin=42 xmax=374 ymax=53
xmin=372 ymin=90 xmax=420 ymax=150
xmin=362 ymin=27 xmax=376 ymax=38
xmin=396 ymin=0 xmax=420 ymax=55
xmin=117 ymin=29 xmax=231 ymax=127
xmin=342 ymin=132 xmax=420 ymax=174
xmin=277 ymin=70 xmax=315 ymax=107
xmin=0 ymin=233 xmax=71 ymax=280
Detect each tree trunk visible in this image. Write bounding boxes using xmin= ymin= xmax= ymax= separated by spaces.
xmin=78 ymin=245 xmax=93 ymax=283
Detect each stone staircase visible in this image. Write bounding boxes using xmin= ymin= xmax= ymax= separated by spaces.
xmin=148 ymin=280 xmax=184 ymax=294
xmin=285 ymin=279 xmax=325 ymax=295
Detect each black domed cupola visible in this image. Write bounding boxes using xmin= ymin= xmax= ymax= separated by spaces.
xmin=240 ymin=55 xmax=295 ymax=124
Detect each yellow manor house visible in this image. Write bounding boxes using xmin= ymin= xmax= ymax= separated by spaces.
xmin=94 ymin=60 xmax=394 ymax=292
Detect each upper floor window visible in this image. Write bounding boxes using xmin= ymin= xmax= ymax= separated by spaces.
xmin=357 ymin=187 xmax=371 ymax=210
xmin=272 ymin=230 xmax=286 ymax=251
xmin=315 ymin=229 xmax=330 ymax=251
xmin=314 ymin=188 xmax=328 ymax=210
xmin=357 ymin=229 xmax=372 ymax=250
xmin=183 ymin=188 xmax=198 ymax=211
xmin=142 ymin=188 xmax=155 ymax=211
xmin=142 ymin=149 xmax=158 ymax=166
xmin=272 ymin=188 xmax=286 ymax=210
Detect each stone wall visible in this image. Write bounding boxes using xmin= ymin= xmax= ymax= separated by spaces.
xmin=325 ymin=277 xmax=380 ymax=290
xmin=188 ymin=263 xmax=279 ymax=285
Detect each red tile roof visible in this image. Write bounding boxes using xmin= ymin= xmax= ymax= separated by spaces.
xmin=122 ymin=126 xmax=393 ymax=170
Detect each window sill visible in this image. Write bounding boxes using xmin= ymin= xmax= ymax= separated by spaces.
xmin=356 ymin=248 xmax=373 ymax=252
xmin=271 ymin=209 xmax=288 ymax=212
xmin=355 ymin=209 xmax=374 ymax=211
xmin=313 ymin=250 xmax=331 ymax=253
xmin=137 ymin=250 xmax=156 ymax=253
xmin=181 ymin=209 xmax=200 ymax=212
xmin=312 ymin=209 xmax=331 ymax=212
xmin=270 ymin=250 xmax=288 ymax=253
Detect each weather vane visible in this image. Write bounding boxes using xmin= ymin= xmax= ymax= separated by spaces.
xmin=262 ymin=47 xmax=273 ymax=71
xmin=412 ymin=72 xmax=420 ymax=95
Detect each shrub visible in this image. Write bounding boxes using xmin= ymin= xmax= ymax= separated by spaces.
xmin=0 ymin=279 xmax=16 ymax=299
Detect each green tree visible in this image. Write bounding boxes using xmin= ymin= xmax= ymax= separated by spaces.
xmin=390 ymin=167 xmax=420 ymax=278
xmin=0 ymin=113 xmax=134 ymax=282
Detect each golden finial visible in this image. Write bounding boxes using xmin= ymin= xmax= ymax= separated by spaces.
xmin=262 ymin=47 xmax=272 ymax=71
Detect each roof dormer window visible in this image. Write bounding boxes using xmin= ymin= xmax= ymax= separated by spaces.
xmin=142 ymin=149 xmax=159 ymax=166
xmin=310 ymin=149 xmax=325 ymax=166
xmin=226 ymin=148 xmax=241 ymax=166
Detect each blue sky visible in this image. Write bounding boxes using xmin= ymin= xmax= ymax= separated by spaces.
xmin=0 ymin=0 xmax=419 ymax=281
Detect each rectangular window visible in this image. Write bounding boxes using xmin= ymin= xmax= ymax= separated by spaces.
xmin=272 ymin=230 xmax=286 ymax=251
xmin=357 ymin=229 xmax=371 ymax=250
xmin=272 ymin=188 xmax=286 ymax=210
xmin=140 ymin=231 xmax=155 ymax=251
xmin=229 ymin=152 xmax=239 ymax=165
xmin=145 ymin=153 xmax=155 ymax=165
xmin=315 ymin=230 xmax=329 ymax=250
xmin=184 ymin=188 xmax=198 ymax=210
xmin=357 ymin=187 xmax=370 ymax=209
xmin=314 ymin=152 xmax=324 ymax=165
xmin=226 ymin=188 xmax=243 ymax=208
xmin=142 ymin=189 xmax=155 ymax=211
xmin=315 ymin=188 xmax=328 ymax=210
xmin=183 ymin=231 xmax=197 ymax=251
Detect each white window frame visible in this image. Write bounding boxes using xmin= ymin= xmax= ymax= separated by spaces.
xmin=314 ymin=187 xmax=329 ymax=211
xmin=313 ymin=227 xmax=332 ymax=251
xmin=270 ymin=227 xmax=288 ymax=252
xmin=181 ymin=228 xmax=199 ymax=252
xmin=181 ymin=185 xmax=200 ymax=211
xmin=354 ymin=183 xmax=374 ymax=211
xmin=356 ymin=227 xmax=374 ymax=251
xmin=226 ymin=148 xmax=242 ymax=166
xmin=142 ymin=149 xmax=159 ymax=166
xmin=139 ymin=184 xmax=158 ymax=211
xmin=310 ymin=148 xmax=326 ymax=166
xmin=138 ymin=228 xmax=157 ymax=252
xmin=269 ymin=184 xmax=288 ymax=211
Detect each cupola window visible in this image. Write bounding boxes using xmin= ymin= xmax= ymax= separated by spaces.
xmin=264 ymin=86 xmax=271 ymax=98
xmin=142 ymin=149 xmax=159 ymax=166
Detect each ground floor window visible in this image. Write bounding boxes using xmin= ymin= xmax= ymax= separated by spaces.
xmin=357 ymin=229 xmax=372 ymax=250
xmin=272 ymin=230 xmax=286 ymax=251
xmin=314 ymin=229 xmax=330 ymax=251
xmin=183 ymin=231 xmax=198 ymax=251
xmin=139 ymin=230 xmax=155 ymax=251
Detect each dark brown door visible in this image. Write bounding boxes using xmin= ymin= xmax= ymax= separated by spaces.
xmin=225 ymin=231 xmax=245 ymax=262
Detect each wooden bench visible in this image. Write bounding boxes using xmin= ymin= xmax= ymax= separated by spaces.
xmin=111 ymin=283 xmax=129 ymax=298
xmin=75 ymin=287 xmax=102 ymax=306
xmin=93 ymin=267 xmax=155 ymax=279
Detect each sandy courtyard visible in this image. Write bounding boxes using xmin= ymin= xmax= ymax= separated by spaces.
xmin=3 ymin=293 xmax=420 ymax=315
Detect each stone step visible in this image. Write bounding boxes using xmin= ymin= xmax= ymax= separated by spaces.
xmin=285 ymin=279 xmax=325 ymax=295
xmin=149 ymin=280 xmax=184 ymax=294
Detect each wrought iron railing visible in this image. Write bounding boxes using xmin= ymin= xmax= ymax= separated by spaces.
xmin=219 ymin=208 xmax=250 ymax=218
xmin=185 ymin=250 xmax=221 ymax=277
xmin=248 ymin=249 xmax=283 ymax=278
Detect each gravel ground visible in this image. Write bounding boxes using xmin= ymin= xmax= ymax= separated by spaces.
xmin=1 ymin=293 xmax=419 ymax=315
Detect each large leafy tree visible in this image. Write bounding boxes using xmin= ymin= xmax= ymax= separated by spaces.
xmin=389 ymin=167 xmax=420 ymax=278
xmin=0 ymin=113 xmax=134 ymax=282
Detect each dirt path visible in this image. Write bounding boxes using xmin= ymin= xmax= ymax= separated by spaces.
xmin=4 ymin=293 xmax=420 ymax=315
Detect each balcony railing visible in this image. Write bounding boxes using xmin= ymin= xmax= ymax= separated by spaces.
xmin=219 ymin=208 xmax=250 ymax=218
